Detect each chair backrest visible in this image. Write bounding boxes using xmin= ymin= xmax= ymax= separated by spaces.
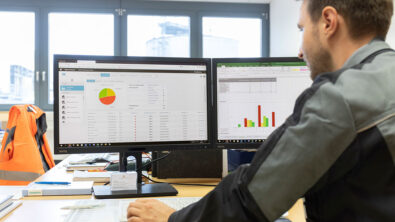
xmin=0 ymin=105 xmax=55 ymax=185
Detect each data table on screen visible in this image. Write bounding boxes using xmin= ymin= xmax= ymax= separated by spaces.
xmin=217 ymin=62 xmax=312 ymax=141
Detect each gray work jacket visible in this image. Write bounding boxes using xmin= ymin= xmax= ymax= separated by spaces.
xmin=170 ymin=39 xmax=395 ymax=222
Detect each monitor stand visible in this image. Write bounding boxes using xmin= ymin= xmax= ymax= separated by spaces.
xmin=93 ymin=151 xmax=178 ymax=199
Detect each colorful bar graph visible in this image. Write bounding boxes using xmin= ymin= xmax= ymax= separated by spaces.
xmin=264 ymin=117 xmax=269 ymax=127
xmin=258 ymin=105 xmax=262 ymax=127
xmin=272 ymin=112 xmax=275 ymax=127
xmin=238 ymin=106 xmax=276 ymax=128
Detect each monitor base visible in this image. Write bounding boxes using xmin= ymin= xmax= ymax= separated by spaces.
xmin=93 ymin=183 xmax=178 ymax=199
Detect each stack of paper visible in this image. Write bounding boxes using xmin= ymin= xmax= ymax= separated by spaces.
xmin=68 ymin=153 xmax=113 ymax=165
xmin=66 ymin=163 xmax=108 ymax=171
xmin=0 ymin=195 xmax=22 ymax=219
xmin=0 ymin=195 xmax=13 ymax=212
xmin=73 ymin=171 xmax=113 ymax=183
xmin=22 ymin=181 xmax=93 ymax=197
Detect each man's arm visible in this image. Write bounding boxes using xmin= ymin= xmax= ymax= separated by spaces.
xmin=171 ymin=79 xmax=356 ymax=221
xmin=128 ymin=78 xmax=356 ymax=222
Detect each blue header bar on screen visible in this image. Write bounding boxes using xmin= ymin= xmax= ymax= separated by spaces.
xmin=60 ymin=85 xmax=84 ymax=91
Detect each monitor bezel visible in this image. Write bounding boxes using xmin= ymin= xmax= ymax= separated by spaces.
xmin=54 ymin=54 xmax=213 ymax=154
xmin=212 ymin=57 xmax=307 ymax=149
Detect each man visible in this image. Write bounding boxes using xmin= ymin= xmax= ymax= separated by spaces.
xmin=127 ymin=0 xmax=395 ymax=221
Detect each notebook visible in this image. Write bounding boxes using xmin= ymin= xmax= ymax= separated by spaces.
xmin=66 ymin=163 xmax=108 ymax=171
xmin=22 ymin=181 xmax=93 ymax=196
xmin=0 ymin=200 xmax=22 ymax=220
xmin=73 ymin=171 xmax=113 ymax=183
xmin=0 ymin=195 xmax=13 ymax=212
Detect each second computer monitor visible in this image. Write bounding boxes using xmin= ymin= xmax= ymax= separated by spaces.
xmin=214 ymin=57 xmax=312 ymax=149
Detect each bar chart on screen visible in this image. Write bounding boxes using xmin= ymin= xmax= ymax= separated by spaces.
xmin=238 ymin=105 xmax=275 ymax=128
xmin=217 ymin=62 xmax=312 ymax=141
xmin=219 ymin=102 xmax=287 ymax=140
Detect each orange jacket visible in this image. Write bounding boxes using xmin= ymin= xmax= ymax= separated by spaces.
xmin=0 ymin=105 xmax=55 ymax=185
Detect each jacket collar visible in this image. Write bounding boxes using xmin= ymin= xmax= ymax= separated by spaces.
xmin=341 ymin=38 xmax=391 ymax=69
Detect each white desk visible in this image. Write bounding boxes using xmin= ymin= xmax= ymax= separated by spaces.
xmin=1 ymin=155 xmax=306 ymax=221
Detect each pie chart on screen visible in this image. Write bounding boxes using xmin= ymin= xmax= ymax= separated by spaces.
xmin=99 ymin=88 xmax=116 ymax=105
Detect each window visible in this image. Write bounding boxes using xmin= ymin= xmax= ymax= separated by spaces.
xmin=203 ymin=17 xmax=262 ymax=58
xmin=0 ymin=11 xmax=35 ymax=104
xmin=48 ymin=13 xmax=114 ymax=104
xmin=0 ymin=1 xmax=268 ymax=110
xmin=128 ymin=15 xmax=190 ymax=57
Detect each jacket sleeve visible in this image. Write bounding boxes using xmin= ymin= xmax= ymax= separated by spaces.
xmin=169 ymin=79 xmax=357 ymax=222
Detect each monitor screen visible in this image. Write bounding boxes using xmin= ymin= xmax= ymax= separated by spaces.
xmin=214 ymin=58 xmax=312 ymax=149
xmin=54 ymin=55 xmax=212 ymax=154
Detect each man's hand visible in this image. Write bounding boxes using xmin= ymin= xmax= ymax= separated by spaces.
xmin=127 ymin=199 xmax=176 ymax=222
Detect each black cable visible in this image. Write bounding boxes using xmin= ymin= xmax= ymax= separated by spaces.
xmin=143 ymin=175 xmax=217 ymax=187
xmin=103 ymin=152 xmax=217 ymax=187
xmin=136 ymin=152 xmax=172 ymax=172
xmin=103 ymin=175 xmax=216 ymax=187
xmin=138 ymin=152 xmax=217 ymax=187
xmin=103 ymin=152 xmax=172 ymax=186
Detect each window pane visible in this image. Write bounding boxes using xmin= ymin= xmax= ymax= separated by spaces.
xmin=203 ymin=17 xmax=261 ymax=58
xmin=49 ymin=13 xmax=114 ymax=104
xmin=0 ymin=12 xmax=35 ymax=104
xmin=128 ymin=15 xmax=190 ymax=57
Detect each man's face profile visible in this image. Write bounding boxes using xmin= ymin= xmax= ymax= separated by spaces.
xmin=298 ymin=0 xmax=333 ymax=80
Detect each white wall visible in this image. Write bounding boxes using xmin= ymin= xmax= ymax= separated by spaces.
xmin=270 ymin=0 xmax=395 ymax=57
xmin=387 ymin=8 xmax=395 ymax=47
xmin=270 ymin=0 xmax=302 ymax=57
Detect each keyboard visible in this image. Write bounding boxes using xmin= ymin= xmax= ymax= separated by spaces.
xmin=119 ymin=197 xmax=201 ymax=221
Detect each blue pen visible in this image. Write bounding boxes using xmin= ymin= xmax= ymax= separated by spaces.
xmin=35 ymin=181 xmax=70 ymax=185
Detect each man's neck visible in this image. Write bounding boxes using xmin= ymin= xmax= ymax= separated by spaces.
xmin=330 ymin=35 xmax=376 ymax=70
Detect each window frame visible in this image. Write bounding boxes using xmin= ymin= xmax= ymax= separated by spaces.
xmin=121 ymin=1 xmax=269 ymax=58
xmin=124 ymin=10 xmax=194 ymax=57
xmin=42 ymin=8 xmax=119 ymax=110
xmin=0 ymin=7 xmax=40 ymax=111
xmin=0 ymin=0 xmax=269 ymax=111
xmin=199 ymin=12 xmax=268 ymax=58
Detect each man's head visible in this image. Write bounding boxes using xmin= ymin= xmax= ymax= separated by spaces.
xmin=298 ymin=0 xmax=393 ymax=79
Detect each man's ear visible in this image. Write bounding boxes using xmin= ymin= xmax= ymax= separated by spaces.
xmin=321 ymin=6 xmax=339 ymax=38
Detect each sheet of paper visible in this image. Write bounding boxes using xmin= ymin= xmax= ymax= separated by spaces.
xmin=63 ymin=200 xmax=119 ymax=222
xmin=110 ymin=172 xmax=137 ymax=191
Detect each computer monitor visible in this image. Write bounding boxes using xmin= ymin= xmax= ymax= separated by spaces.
xmin=213 ymin=57 xmax=312 ymax=149
xmin=54 ymin=55 xmax=212 ymax=198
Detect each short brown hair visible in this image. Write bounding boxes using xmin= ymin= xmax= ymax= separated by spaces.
xmin=305 ymin=0 xmax=393 ymax=40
